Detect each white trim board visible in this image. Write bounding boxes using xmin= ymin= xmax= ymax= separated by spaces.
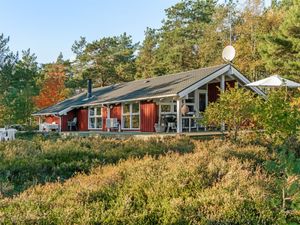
xmin=177 ymin=64 xmax=266 ymax=98
xmin=230 ymin=66 xmax=266 ymax=97
xmin=177 ymin=65 xmax=230 ymax=97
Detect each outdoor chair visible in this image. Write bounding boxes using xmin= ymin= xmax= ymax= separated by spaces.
xmin=164 ymin=115 xmax=177 ymax=133
xmin=68 ymin=117 xmax=77 ymax=131
xmin=0 ymin=131 xmax=5 ymax=141
xmin=106 ymin=118 xmax=120 ymax=131
xmin=0 ymin=128 xmax=14 ymax=141
xmin=166 ymin=122 xmax=176 ymax=133
xmin=7 ymin=128 xmax=17 ymax=140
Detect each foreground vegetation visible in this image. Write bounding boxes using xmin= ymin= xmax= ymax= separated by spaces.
xmin=0 ymin=136 xmax=193 ymax=197
xmin=0 ymin=136 xmax=299 ymax=224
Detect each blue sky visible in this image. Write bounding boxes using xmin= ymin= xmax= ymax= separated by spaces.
xmin=0 ymin=0 xmax=271 ymax=64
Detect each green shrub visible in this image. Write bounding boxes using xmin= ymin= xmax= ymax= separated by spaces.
xmin=256 ymin=89 xmax=300 ymax=146
xmin=203 ymin=85 xmax=257 ymax=141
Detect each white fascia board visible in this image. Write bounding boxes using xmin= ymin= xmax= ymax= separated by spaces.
xmin=78 ymin=94 xmax=178 ymax=107
xmin=58 ymin=107 xmax=74 ymax=116
xmin=178 ymin=65 xmax=230 ymax=97
xmin=54 ymin=94 xmax=177 ymax=115
xmin=32 ymin=112 xmax=59 ymax=116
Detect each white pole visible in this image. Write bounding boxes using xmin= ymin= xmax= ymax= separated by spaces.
xmin=221 ymin=74 xmax=225 ymax=93
xmin=59 ymin=116 xmax=62 ymax=133
xmin=177 ymin=99 xmax=182 ymax=133
xmin=221 ymin=74 xmax=225 ymax=131
xmin=38 ymin=116 xmax=41 ymax=131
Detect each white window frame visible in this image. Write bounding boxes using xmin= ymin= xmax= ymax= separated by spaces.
xmin=159 ymin=102 xmax=177 ymax=115
xmin=88 ymin=106 xmax=103 ymax=130
xmin=198 ymin=89 xmax=208 ymax=112
xmin=121 ymin=102 xmax=140 ymax=130
xmin=183 ymin=91 xmax=196 ymax=117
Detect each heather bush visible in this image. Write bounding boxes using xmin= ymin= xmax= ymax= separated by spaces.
xmin=0 ymin=136 xmax=193 ymax=196
xmin=1 ymin=140 xmax=295 ymax=224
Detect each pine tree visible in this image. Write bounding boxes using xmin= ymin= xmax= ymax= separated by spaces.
xmin=153 ymin=0 xmax=218 ymax=75
xmin=72 ymin=33 xmax=138 ymax=87
xmin=135 ymin=28 xmax=159 ymax=79
xmin=260 ymin=0 xmax=300 ymax=80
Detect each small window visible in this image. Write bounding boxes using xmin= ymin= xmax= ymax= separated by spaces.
xmin=123 ymin=103 xmax=130 ymax=114
xmin=186 ymin=92 xmax=195 ymax=103
xmin=132 ymin=103 xmax=139 ymax=113
xmin=89 ymin=107 xmax=102 ymax=129
xmin=96 ymin=107 xmax=102 ymax=116
xmin=123 ymin=115 xmax=130 ymax=129
xmin=89 ymin=108 xmax=95 ymax=116
xmin=122 ymin=103 xmax=140 ymax=129
xmin=161 ymin=105 xmax=171 ymax=113
xmin=132 ymin=115 xmax=140 ymax=129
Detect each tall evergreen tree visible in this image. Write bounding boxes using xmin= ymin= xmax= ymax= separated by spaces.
xmin=72 ymin=33 xmax=138 ymax=87
xmin=10 ymin=49 xmax=39 ymax=124
xmin=0 ymin=34 xmax=39 ymax=125
xmin=260 ymin=0 xmax=300 ymax=80
xmin=154 ymin=0 xmax=218 ymax=74
xmin=135 ymin=28 xmax=159 ymax=79
xmin=135 ymin=0 xmax=231 ymax=78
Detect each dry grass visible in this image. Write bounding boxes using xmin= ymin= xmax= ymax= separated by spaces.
xmin=0 ymin=139 xmax=288 ymax=224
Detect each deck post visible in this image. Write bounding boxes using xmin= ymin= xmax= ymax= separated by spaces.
xmin=220 ymin=74 xmax=225 ymax=131
xmin=59 ymin=116 xmax=62 ymax=133
xmin=107 ymin=105 xmax=110 ymax=132
xmin=221 ymin=74 xmax=225 ymax=93
xmin=38 ymin=116 xmax=41 ymax=131
xmin=176 ymin=99 xmax=182 ymax=133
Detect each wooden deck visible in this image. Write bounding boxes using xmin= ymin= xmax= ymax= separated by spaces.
xmin=60 ymin=131 xmax=225 ymax=140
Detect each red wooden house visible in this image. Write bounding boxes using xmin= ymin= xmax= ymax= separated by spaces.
xmin=32 ymin=64 xmax=264 ymax=133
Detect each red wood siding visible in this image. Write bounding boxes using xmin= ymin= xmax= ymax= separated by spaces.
xmin=77 ymin=108 xmax=88 ymax=131
xmin=226 ymin=80 xmax=236 ymax=89
xmin=208 ymin=82 xmax=220 ymax=103
xmin=61 ymin=110 xmax=76 ymax=131
xmin=140 ymin=101 xmax=158 ymax=132
xmin=110 ymin=104 xmax=122 ymax=123
xmin=102 ymin=107 xmax=107 ymax=131
xmin=208 ymin=80 xmax=237 ymax=103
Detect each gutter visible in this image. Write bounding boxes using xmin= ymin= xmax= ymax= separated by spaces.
xmin=32 ymin=94 xmax=179 ymax=116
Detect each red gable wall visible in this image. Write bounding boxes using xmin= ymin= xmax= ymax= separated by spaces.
xmin=208 ymin=80 xmax=236 ymax=103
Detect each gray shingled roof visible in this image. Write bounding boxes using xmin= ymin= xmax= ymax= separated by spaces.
xmin=33 ymin=64 xmax=227 ymax=115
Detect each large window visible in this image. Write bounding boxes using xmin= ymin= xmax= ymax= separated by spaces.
xmin=122 ymin=102 xmax=140 ymax=129
xmin=88 ymin=107 xmax=102 ymax=129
